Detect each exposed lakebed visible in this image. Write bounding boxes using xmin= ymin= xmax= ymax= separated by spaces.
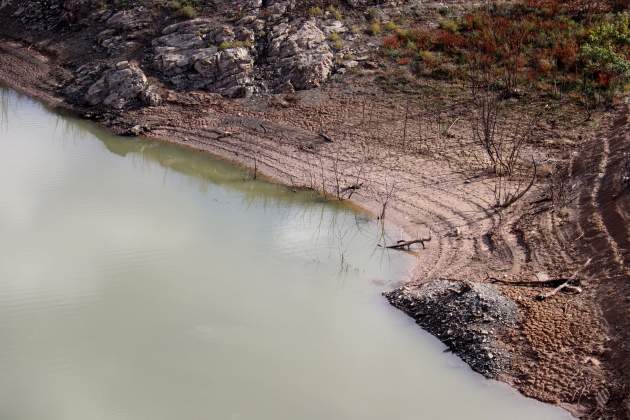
xmin=0 ymin=88 xmax=572 ymax=419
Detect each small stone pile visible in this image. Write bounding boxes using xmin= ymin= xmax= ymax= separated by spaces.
xmin=385 ymin=279 xmax=520 ymax=377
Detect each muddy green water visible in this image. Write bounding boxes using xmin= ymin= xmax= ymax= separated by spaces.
xmin=0 ymin=88 xmax=572 ymax=419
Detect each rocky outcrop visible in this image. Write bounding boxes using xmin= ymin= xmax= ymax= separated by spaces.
xmin=151 ymin=18 xmax=255 ymax=97
xmin=1 ymin=0 xmax=98 ymax=28
xmin=344 ymin=0 xmax=386 ymax=7
xmin=265 ymin=20 xmax=334 ymax=90
xmin=68 ymin=61 xmax=161 ymax=110
xmin=5 ymin=0 xmax=350 ymax=99
xmin=95 ymin=6 xmax=154 ymax=56
xmin=151 ymin=16 xmax=333 ymax=95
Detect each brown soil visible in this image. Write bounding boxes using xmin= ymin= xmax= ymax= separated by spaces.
xmin=0 ymin=19 xmax=628 ymax=419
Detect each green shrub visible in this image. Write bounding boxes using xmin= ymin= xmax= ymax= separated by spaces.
xmin=368 ymin=21 xmax=382 ymax=35
xmin=218 ymin=40 xmax=253 ymax=50
xmin=438 ymin=18 xmax=458 ymax=33
xmin=418 ymin=50 xmax=437 ymax=65
xmin=328 ymin=32 xmax=343 ymax=50
xmin=580 ymin=13 xmax=630 ymax=99
xmin=326 ymin=5 xmax=343 ymax=21
xmin=384 ymin=21 xmax=399 ymax=32
xmin=167 ymin=0 xmax=198 ymax=18
xmin=308 ymin=6 xmax=323 ymax=17
xmin=587 ymin=13 xmax=630 ymax=45
xmin=180 ymin=5 xmax=197 ymax=18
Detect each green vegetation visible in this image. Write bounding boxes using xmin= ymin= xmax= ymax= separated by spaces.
xmin=326 ymin=5 xmax=343 ymax=21
xmin=368 ymin=21 xmax=382 ymax=36
xmin=308 ymin=6 xmax=323 ymax=17
xmin=167 ymin=0 xmax=199 ymax=18
xmin=438 ymin=18 xmax=458 ymax=33
xmin=378 ymin=1 xmax=630 ymax=106
xmin=328 ymin=32 xmax=343 ymax=50
xmin=218 ymin=40 xmax=254 ymax=50
xmin=384 ymin=21 xmax=399 ymax=32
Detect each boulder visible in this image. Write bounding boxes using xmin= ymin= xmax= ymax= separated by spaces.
xmin=151 ymin=17 xmax=334 ymax=94
xmin=84 ymin=62 xmax=160 ymax=109
xmin=266 ymin=20 xmax=334 ymax=90
xmin=152 ymin=17 xmax=255 ymax=97
xmin=106 ymin=9 xmax=150 ymax=31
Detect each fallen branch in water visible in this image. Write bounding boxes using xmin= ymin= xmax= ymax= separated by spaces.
xmin=339 ymin=183 xmax=363 ymax=199
xmin=384 ymin=237 xmax=432 ymax=250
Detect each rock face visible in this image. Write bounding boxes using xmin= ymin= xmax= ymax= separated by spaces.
xmin=266 ymin=20 xmax=334 ymax=90
xmin=8 ymin=0 xmax=354 ymax=100
xmin=78 ymin=62 xmax=161 ymax=110
xmin=150 ymin=16 xmax=333 ymax=95
xmin=151 ymin=18 xmax=255 ymax=97
xmin=344 ymin=0 xmax=385 ymax=6
xmin=385 ymin=280 xmax=519 ymax=377
xmin=95 ymin=6 xmax=154 ymax=56
xmin=2 ymin=0 xmax=98 ymax=28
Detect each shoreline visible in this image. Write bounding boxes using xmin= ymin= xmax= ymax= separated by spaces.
xmin=0 ymin=34 xmax=626 ymax=418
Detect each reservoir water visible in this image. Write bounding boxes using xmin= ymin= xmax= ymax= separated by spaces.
xmin=0 ymin=88 xmax=572 ymax=419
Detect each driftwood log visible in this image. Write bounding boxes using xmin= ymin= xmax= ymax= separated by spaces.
xmin=385 ymin=237 xmax=432 ymax=250
xmin=536 ymin=258 xmax=591 ymax=301
xmin=318 ymin=132 xmax=334 ymax=143
xmin=486 ymin=258 xmax=591 ymax=300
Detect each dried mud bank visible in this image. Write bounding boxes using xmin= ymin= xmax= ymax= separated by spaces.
xmin=0 ymin=1 xmax=628 ymax=417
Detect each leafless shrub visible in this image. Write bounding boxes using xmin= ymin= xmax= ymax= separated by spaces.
xmin=470 ymin=79 xmax=536 ymax=177
xmin=375 ymin=179 xmax=397 ymax=239
xmin=548 ymin=163 xmax=573 ymax=209
xmin=493 ymin=158 xmax=537 ymax=208
xmin=251 ymin=155 xmax=258 ymax=180
xmin=469 ymin=75 xmax=538 ymax=208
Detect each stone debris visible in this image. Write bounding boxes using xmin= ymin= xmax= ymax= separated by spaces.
xmin=384 ymin=279 xmax=520 ymax=377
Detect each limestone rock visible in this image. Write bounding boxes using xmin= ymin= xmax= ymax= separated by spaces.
xmin=83 ymin=62 xmax=160 ymax=109
xmin=152 ymin=17 xmax=254 ymax=97
xmin=266 ymin=20 xmax=334 ymax=90
xmin=106 ymin=9 xmax=150 ymax=31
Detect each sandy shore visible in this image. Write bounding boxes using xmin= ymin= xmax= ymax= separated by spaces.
xmin=1 ymin=35 xmax=629 ymax=418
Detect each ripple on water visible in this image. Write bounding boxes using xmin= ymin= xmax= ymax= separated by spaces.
xmin=0 ymin=88 xmax=574 ymax=420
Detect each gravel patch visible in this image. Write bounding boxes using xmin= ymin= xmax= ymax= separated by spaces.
xmin=385 ymin=279 xmax=520 ymax=378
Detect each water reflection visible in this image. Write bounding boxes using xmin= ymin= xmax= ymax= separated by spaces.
xmin=44 ymin=105 xmax=400 ymax=273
